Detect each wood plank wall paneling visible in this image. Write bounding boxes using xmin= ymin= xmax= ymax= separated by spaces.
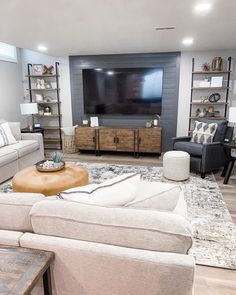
xmin=69 ymin=52 xmax=181 ymax=151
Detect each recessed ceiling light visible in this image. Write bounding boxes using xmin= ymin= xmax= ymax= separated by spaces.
xmin=37 ymin=45 xmax=47 ymax=52
xmin=155 ymin=26 xmax=175 ymax=31
xmin=182 ymin=37 xmax=194 ymax=46
xmin=107 ymin=71 xmax=114 ymax=76
xmin=194 ymin=2 xmax=212 ymax=13
xmin=95 ymin=68 xmax=102 ymax=71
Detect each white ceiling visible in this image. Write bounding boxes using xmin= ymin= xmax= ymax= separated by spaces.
xmin=0 ymin=0 xmax=236 ymax=56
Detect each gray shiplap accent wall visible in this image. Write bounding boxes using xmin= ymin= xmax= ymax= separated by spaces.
xmin=69 ymin=52 xmax=181 ymax=151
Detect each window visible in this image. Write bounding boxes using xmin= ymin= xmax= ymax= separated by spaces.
xmin=0 ymin=42 xmax=17 ymax=63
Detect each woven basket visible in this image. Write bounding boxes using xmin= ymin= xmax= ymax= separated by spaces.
xmin=62 ymin=134 xmax=78 ymax=154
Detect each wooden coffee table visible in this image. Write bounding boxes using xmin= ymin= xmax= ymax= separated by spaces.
xmin=12 ymin=163 xmax=89 ymax=196
xmin=0 ymin=245 xmax=54 ymax=295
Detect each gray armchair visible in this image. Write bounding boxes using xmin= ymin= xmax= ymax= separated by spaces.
xmin=172 ymin=120 xmax=233 ymax=178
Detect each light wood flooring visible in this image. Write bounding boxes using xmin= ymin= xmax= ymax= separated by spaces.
xmin=47 ymin=151 xmax=236 ymax=294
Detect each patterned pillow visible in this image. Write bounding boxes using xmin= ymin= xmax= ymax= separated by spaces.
xmin=0 ymin=122 xmax=17 ymax=147
xmin=191 ymin=121 xmax=217 ymax=144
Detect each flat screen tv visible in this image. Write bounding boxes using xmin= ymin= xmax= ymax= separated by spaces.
xmin=83 ymin=67 xmax=163 ymax=115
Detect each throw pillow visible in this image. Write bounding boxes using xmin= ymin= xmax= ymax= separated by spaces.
xmin=191 ymin=120 xmax=217 ymax=144
xmin=0 ymin=122 xmax=17 ymax=147
xmin=125 ymin=182 xmax=182 ymax=212
xmin=57 ymin=173 xmax=140 ymax=206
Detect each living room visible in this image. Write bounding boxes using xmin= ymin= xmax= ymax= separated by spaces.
xmin=0 ymin=0 xmax=235 ymax=294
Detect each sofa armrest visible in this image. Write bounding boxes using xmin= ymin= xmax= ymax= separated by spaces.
xmin=201 ymin=142 xmax=226 ymax=172
xmin=20 ymin=233 xmax=195 ymax=295
xmin=21 ymin=133 xmax=44 ymax=160
xmin=172 ymin=136 xmax=191 ymax=148
xmin=30 ymin=199 xmax=193 ymax=254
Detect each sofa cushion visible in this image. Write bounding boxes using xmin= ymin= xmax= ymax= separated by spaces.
xmin=125 ymin=182 xmax=182 ymax=211
xmin=0 ymin=122 xmax=17 ymax=147
xmin=0 ymin=229 xmax=23 ymax=246
xmin=0 ymin=146 xmax=18 ymax=167
xmin=197 ymin=119 xmax=228 ymax=142
xmin=30 ymin=199 xmax=193 ymax=254
xmin=174 ymin=141 xmax=203 ymax=157
xmin=9 ymin=140 xmax=39 ymax=157
xmin=8 ymin=122 xmax=22 ymax=141
xmin=0 ymin=193 xmax=44 ymax=232
xmin=58 ymin=173 xmax=140 ymax=206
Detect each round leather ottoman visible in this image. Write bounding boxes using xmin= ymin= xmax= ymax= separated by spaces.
xmin=163 ymin=151 xmax=190 ymax=181
xmin=12 ymin=163 xmax=89 ymax=196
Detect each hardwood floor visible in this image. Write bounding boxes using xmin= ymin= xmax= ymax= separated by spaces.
xmin=47 ymin=151 xmax=236 ymax=294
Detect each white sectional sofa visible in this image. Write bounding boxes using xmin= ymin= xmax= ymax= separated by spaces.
xmin=0 ymin=181 xmax=195 ymax=295
xmin=0 ymin=121 xmax=44 ymax=183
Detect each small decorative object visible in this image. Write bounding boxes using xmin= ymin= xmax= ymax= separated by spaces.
xmin=196 ymin=108 xmax=201 ymax=117
xmin=38 ymin=104 xmax=44 ymax=115
xmin=211 ymin=76 xmax=223 ymax=87
xmin=40 ymin=79 xmax=45 ymax=89
xmin=35 ymin=93 xmax=44 ymax=102
xmin=45 ymin=82 xmax=52 ymax=89
xmin=145 ymin=121 xmax=152 ymax=128
xmin=42 ymin=65 xmax=54 ymax=75
xmin=208 ymin=93 xmax=221 ymax=103
xmin=212 ymin=57 xmax=223 ymax=71
xmin=199 ymin=80 xmax=211 ymax=88
xmin=152 ymin=114 xmax=160 ymax=127
xmin=199 ymin=108 xmax=207 ymax=118
xmin=32 ymin=64 xmax=44 ymax=75
xmin=82 ymin=119 xmax=89 ymax=127
xmin=200 ymin=96 xmax=209 ymax=103
xmin=207 ymin=106 xmax=215 ymax=117
xmin=90 ymin=117 xmax=99 ymax=127
xmin=43 ymin=96 xmax=53 ymax=102
xmin=201 ymin=62 xmax=211 ymax=72
xmin=52 ymin=152 xmax=63 ymax=163
xmin=36 ymin=79 xmax=41 ymax=89
xmin=36 ymin=152 xmax=64 ymax=172
xmin=44 ymin=106 xmax=52 ymax=115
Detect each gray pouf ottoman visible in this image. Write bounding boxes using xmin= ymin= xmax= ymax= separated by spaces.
xmin=163 ymin=151 xmax=190 ymax=181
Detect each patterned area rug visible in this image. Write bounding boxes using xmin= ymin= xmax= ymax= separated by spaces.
xmin=1 ymin=162 xmax=236 ymax=270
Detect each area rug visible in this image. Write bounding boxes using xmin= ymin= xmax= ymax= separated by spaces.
xmin=1 ymin=162 xmax=236 ymax=270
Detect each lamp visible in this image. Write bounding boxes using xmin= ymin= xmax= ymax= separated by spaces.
xmin=228 ymin=107 xmax=236 ymax=142
xmin=20 ymin=103 xmax=38 ymax=130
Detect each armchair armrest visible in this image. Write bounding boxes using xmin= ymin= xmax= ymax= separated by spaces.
xmin=172 ymin=136 xmax=191 ymax=149
xmin=21 ymin=133 xmax=44 ymax=160
xmin=201 ymin=142 xmax=226 ymax=172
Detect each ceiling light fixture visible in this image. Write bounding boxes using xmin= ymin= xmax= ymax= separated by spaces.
xmin=107 ymin=71 xmax=114 ymax=76
xmin=37 ymin=45 xmax=47 ymax=52
xmin=182 ymin=37 xmax=194 ymax=46
xmin=95 ymin=68 xmax=103 ymax=71
xmin=155 ymin=26 xmax=175 ymax=31
xmin=194 ymin=2 xmax=212 ymax=13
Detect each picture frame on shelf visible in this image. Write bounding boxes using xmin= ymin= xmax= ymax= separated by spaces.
xmin=35 ymin=93 xmax=44 ymax=102
xmin=32 ymin=64 xmax=44 ymax=75
xmin=90 ymin=117 xmax=99 ymax=127
xmin=211 ymin=76 xmax=223 ymax=88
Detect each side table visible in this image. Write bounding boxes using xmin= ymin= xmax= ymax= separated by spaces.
xmin=0 ymin=245 xmax=54 ymax=295
xmin=221 ymin=141 xmax=236 ymax=184
xmin=21 ymin=127 xmax=44 ymax=136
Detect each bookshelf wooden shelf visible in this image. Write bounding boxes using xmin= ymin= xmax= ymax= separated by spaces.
xmin=189 ymin=57 xmax=231 ymax=133
xmin=26 ymin=62 xmax=62 ymax=150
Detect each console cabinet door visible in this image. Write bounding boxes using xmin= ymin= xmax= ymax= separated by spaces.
xmin=138 ymin=128 xmax=161 ymax=153
xmin=116 ymin=129 xmax=135 ymax=152
xmin=75 ymin=127 xmax=96 ymax=150
xmin=99 ymin=129 xmax=117 ymax=151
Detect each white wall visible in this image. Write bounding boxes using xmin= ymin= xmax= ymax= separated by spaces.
xmin=177 ymin=50 xmax=236 ymax=136
xmin=0 ymin=48 xmax=24 ymax=122
xmin=21 ymin=49 xmax=72 ymax=127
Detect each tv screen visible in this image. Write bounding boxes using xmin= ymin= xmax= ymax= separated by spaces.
xmin=83 ymin=67 xmax=163 ymax=115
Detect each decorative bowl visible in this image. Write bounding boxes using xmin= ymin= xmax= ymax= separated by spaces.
xmin=36 ymin=160 xmax=65 ymax=172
